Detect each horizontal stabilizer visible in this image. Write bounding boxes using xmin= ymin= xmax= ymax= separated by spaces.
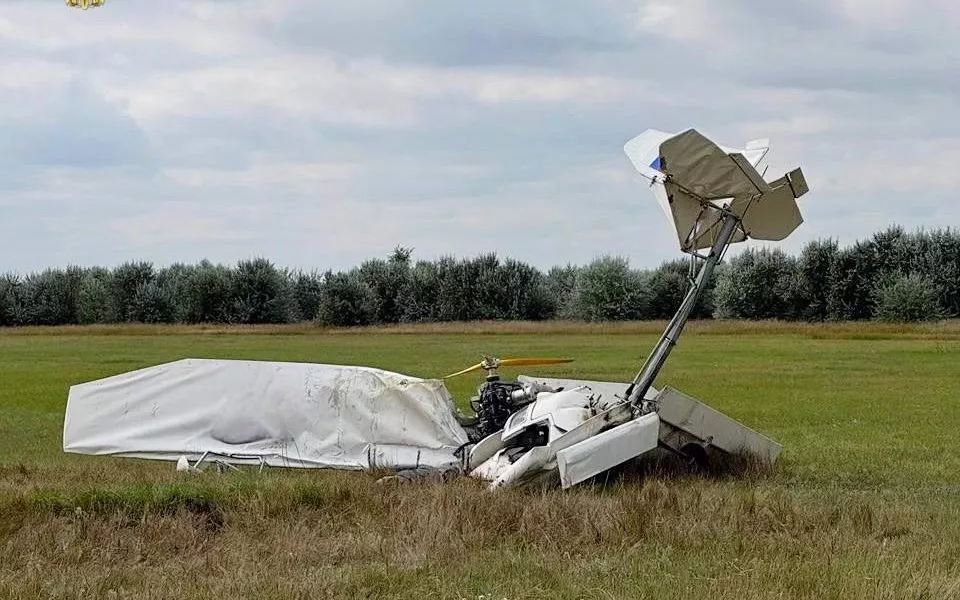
xmin=787 ymin=167 xmax=809 ymax=198
xmin=737 ymin=184 xmax=804 ymax=241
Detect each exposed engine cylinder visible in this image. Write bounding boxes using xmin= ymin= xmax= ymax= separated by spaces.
xmin=466 ymin=379 xmax=558 ymax=442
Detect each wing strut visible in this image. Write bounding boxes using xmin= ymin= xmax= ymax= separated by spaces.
xmin=624 ymin=210 xmax=739 ymax=409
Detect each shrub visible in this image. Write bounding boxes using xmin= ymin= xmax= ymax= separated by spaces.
xmin=872 ymin=226 xmax=910 ymax=274
xmin=358 ymin=247 xmax=414 ymax=324
xmin=826 ymin=242 xmax=878 ymax=321
xmin=545 ymin=265 xmax=579 ymax=318
xmin=2 ymin=224 xmax=958 ymax=326
xmin=17 ymin=268 xmax=84 ymax=325
xmin=873 ymin=273 xmax=945 ymax=323
xmin=131 ymin=280 xmax=176 ymax=323
xmin=109 ymin=262 xmax=155 ymax=322
xmin=77 ymin=268 xmax=115 ymax=324
xmin=471 ymin=253 xmax=507 ymax=320
xmin=154 ymin=264 xmax=192 ymax=322
xmin=291 ymin=270 xmax=324 ymax=322
xmin=398 ymin=261 xmax=441 ymax=323
xmin=433 ymin=256 xmax=476 ymax=322
xmin=315 ymin=270 xmax=376 ymax=327
xmin=180 ymin=261 xmax=233 ymax=324
xmin=714 ymin=248 xmax=798 ymax=320
xmin=796 ymin=239 xmax=839 ymax=321
xmin=641 ymin=259 xmax=717 ymax=321
xmin=903 ymin=228 xmax=960 ymax=318
xmin=0 ymin=274 xmax=21 ymax=326
xmin=564 ymin=256 xmax=650 ymax=321
xmin=499 ymin=259 xmax=555 ymax=320
xmin=230 ymin=258 xmax=296 ymax=324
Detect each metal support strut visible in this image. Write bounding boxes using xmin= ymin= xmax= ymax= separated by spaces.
xmin=625 ymin=212 xmax=741 ymax=409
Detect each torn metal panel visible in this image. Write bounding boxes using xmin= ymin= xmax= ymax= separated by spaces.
xmin=655 ymin=386 xmax=782 ymax=462
xmin=556 ymin=413 xmax=660 ymax=489
xmin=516 ymin=375 xmax=782 ymax=464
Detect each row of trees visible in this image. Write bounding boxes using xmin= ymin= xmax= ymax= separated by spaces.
xmin=0 ymin=226 xmax=954 ymax=327
xmin=0 ymin=250 xmax=705 ymax=327
xmin=714 ymin=226 xmax=958 ymax=322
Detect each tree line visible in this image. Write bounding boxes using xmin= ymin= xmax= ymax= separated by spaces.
xmin=0 ymin=226 xmax=955 ymax=327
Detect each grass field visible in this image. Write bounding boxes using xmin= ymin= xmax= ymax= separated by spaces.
xmin=2 ymin=321 xmax=960 ymax=599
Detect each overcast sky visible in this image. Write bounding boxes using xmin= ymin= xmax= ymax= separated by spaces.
xmin=2 ymin=0 xmax=958 ymax=273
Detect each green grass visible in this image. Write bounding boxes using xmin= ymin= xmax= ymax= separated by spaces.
xmin=2 ymin=321 xmax=960 ymax=599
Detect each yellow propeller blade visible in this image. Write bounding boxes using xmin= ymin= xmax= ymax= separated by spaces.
xmin=496 ymin=358 xmax=574 ymax=368
xmin=443 ymin=362 xmax=486 ymax=379
xmin=443 ymin=357 xmax=573 ymax=379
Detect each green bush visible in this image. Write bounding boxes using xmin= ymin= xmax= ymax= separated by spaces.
xmin=131 ymin=280 xmax=176 ymax=323
xmin=155 ymin=264 xmax=192 ymax=322
xmin=826 ymin=242 xmax=878 ymax=321
xmin=873 ymin=273 xmax=945 ymax=323
xmin=230 ymin=258 xmax=296 ymax=324
xmin=796 ymin=239 xmax=838 ymax=321
xmin=315 ymin=270 xmax=377 ymax=327
xmin=545 ymin=265 xmax=578 ymax=318
xmin=433 ymin=256 xmax=480 ymax=321
xmin=110 ymin=262 xmax=155 ymax=322
xmin=714 ymin=248 xmax=798 ymax=320
xmin=291 ymin=270 xmax=324 ymax=321
xmin=644 ymin=259 xmax=718 ymax=320
xmin=563 ymin=256 xmax=650 ymax=321
xmin=77 ymin=268 xmax=114 ymax=324
xmin=498 ymin=259 xmax=556 ymax=320
xmin=398 ymin=261 xmax=441 ymax=323
xmin=26 ymin=268 xmax=82 ymax=325
xmin=180 ymin=261 xmax=233 ymax=323
xmin=358 ymin=247 xmax=413 ymax=324
xmin=0 ymin=274 xmax=21 ymax=326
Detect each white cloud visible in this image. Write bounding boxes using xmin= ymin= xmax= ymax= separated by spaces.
xmin=100 ymin=56 xmax=634 ymax=131
xmin=1 ymin=0 xmax=960 ymax=274
xmin=0 ymin=59 xmax=72 ymax=91
xmin=635 ymin=0 xmax=717 ymax=41
xmin=164 ymin=162 xmax=360 ymax=191
xmin=109 ymin=204 xmax=259 ymax=246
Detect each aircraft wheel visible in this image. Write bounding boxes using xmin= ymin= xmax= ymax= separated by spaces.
xmin=680 ymin=442 xmax=709 ymax=471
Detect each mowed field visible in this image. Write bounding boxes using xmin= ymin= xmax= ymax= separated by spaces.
xmin=2 ymin=321 xmax=960 ymax=599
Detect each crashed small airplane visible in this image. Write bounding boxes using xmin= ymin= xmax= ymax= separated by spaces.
xmin=63 ymin=128 xmax=810 ymax=489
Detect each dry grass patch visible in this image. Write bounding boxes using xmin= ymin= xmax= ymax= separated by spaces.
xmin=4 ymin=318 xmax=960 ymax=340
xmin=2 ymin=470 xmax=958 ymax=598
